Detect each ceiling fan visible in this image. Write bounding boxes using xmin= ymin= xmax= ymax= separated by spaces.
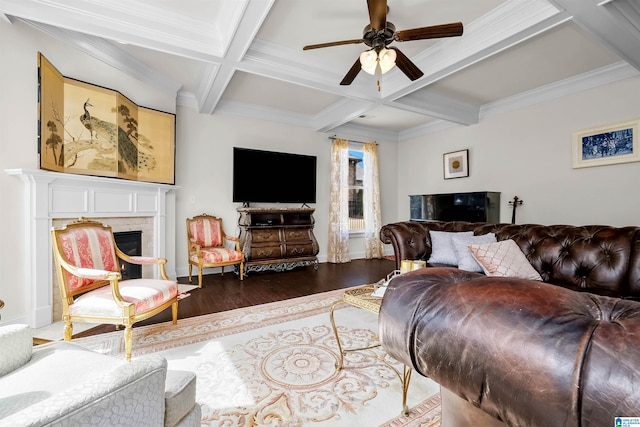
xmin=303 ymin=0 xmax=464 ymax=86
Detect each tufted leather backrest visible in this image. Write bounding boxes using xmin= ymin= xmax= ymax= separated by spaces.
xmin=380 ymin=221 xmax=640 ymax=298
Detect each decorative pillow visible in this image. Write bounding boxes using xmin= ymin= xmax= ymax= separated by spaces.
xmin=0 ymin=324 xmax=33 ymax=377
xmin=468 ymin=239 xmax=542 ymax=280
xmin=428 ymin=231 xmax=473 ymax=266
xmin=451 ymin=233 xmax=497 ymax=272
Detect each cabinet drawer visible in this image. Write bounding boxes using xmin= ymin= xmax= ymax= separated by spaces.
xmin=284 ymin=244 xmax=313 ymax=257
xmin=250 ymin=245 xmax=282 ymax=260
xmin=251 ymin=229 xmax=281 ymax=243
xmin=283 ymin=229 xmax=309 ymax=242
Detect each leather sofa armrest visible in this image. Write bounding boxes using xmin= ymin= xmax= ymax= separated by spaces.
xmin=380 ymin=222 xmax=432 ymax=270
xmin=379 ymin=268 xmax=640 ymax=426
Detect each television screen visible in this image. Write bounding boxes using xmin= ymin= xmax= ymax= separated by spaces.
xmin=233 ymin=147 xmax=317 ymax=204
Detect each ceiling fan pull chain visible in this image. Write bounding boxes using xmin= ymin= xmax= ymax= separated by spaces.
xmin=376 ymin=61 xmax=382 ymax=92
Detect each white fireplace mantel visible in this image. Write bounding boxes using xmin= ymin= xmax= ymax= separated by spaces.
xmin=6 ymin=168 xmax=176 ymax=328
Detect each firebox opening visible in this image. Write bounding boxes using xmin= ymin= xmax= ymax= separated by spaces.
xmin=114 ymin=230 xmax=142 ymax=280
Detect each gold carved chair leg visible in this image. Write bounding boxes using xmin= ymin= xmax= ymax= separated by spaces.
xmin=172 ymin=301 xmax=178 ymax=324
xmin=124 ymin=325 xmax=133 ymax=362
xmin=64 ymin=320 xmax=73 ymax=342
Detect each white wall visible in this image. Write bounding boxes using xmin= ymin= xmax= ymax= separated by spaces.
xmin=0 ymin=18 xmax=398 ymax=324
xmin=0 ymin=18 xmax=177 ymax=323
xmin=397 ymin=76 xmax=640 ymax=227
xmin=173 ymin=108 xmax=398 ymax=277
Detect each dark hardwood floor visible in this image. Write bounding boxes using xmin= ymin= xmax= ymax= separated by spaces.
xmin=74 ymin=258 xmax=395 ymax=338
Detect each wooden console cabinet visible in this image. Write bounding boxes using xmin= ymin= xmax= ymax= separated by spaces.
xmin=237 ymin=207 xmax=319 ymax=274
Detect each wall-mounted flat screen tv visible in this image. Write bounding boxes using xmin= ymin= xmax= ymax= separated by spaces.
xmin=233 ymin=147 xmax=317 ymax=204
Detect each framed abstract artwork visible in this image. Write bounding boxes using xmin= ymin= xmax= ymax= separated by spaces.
xmin=572 ymin=118 xmax=639 ymax=169
xmin=38 ymin=53 xmax=176 ymax=184
xmin=443 ymin=149 xmax=469 ymax=179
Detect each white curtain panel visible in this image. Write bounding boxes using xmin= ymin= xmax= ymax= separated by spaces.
xmin=327 ymin=138 xmax=351 ymax=263
xmin=363 ymin=142 xmax=384 ymax=259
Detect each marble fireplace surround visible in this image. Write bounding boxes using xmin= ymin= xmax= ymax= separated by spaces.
xmin=6 ymin=169 xmax=175 ymax=328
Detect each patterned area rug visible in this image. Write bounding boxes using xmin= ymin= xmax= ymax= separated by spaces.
xmin=72 ymin=289 xmax=441 ymax=427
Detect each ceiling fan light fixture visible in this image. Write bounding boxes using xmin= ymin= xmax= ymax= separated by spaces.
xmin=360 ymin=50 xmax=378 ymax=75
xmin=378 ymin=47 xmax=396 ymax=74
xmin=360 ymin=48 xmax=396 ymax=75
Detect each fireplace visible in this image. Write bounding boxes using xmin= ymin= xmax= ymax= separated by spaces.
xmin=114 ymin=230 xmax=143 ymax=280
xmin=6 ymin=168 xmax=175 ymax=328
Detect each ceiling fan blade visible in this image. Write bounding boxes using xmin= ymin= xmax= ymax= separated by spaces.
xmin=367 ymin=0 xmax=387 ymax=31
xmin=303 ymin=39 xmax=364 ymax=50
xmin=390 ymin=47 xmax=424 ymax=81
xmin=340 ymin=58 xmax=362 ymax=86
xmin=395 ymin=22 xmax=464 ymax=42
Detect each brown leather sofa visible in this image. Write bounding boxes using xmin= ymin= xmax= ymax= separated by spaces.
xmin=378 ymin=221 xmax=640 ymax=426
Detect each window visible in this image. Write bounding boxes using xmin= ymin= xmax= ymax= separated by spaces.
xmin=348 ymin=149 xmax=364 ymax=231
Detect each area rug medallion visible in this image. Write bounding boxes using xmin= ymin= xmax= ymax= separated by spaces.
xmin=73 ymin=289 xmax=441 ymax=427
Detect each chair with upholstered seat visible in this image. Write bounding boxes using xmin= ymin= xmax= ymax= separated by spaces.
xmin=51 ymin=218 xmax=179 ymax=361
xmin=186 ymin=213 xmax=244 ymax=287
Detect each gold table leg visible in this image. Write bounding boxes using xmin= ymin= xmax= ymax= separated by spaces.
xmin=330 ymin=297 xmax=413 ymax=416
xmin=330 ymin=298 xmax=382 ymax=370
xmin=401 ymin=364 xmax=413 ymax=415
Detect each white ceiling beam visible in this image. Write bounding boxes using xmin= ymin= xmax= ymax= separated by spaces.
xmin=0 ymin=0 xmax=236 ymax=61
xmin=241 ymin=39 xmax=375 ymax=101
xmin=390 ymin=91 xmax=480 ymax=126
xmin=548 ymin=0 xmax=640 ymax=72
xmin=312 ymin=98 xmax=377 ymax=132
xmin=197 ymin=0 xmax=274 ymax=114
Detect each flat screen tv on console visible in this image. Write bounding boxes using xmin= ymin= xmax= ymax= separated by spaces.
xmin=233 ymin=147 xmax=317 ymax=204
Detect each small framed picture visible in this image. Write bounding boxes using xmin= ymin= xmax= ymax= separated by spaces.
xmin=443 ymin=149 xmax=469 ymax=179
xmin=572 ymin=118 xmax=639 ymax=169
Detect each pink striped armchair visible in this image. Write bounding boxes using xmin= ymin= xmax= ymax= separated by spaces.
xmin=186 ymin=214 xmax=244 ymax=287
xmin=51 ymin=218 xmax=179 ymax=361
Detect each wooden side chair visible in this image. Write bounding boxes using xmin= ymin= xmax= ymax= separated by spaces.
xmin=186 ymin=214 xmax=244 ymax=287
xmin=51 ymin=218 xmax=178 ymax=361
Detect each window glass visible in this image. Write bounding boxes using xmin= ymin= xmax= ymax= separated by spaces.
xmin=348 ymin=149 xmax=364 ymax=231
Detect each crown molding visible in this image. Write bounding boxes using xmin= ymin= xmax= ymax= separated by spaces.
xmin=480 ymin=61 xmax=639 ymax=118
xmin=22 ymin=18 xmax=182 ymax=95
xmin=332 ymin=123 xmax=399 ymax=143
xmin=216 ymin=100 xmax=310 ymax=129
xmin=397 ymin=61 xmax=640 ymax=142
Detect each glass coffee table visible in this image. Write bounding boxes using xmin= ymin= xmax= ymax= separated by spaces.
xmin=329 ymin=276 xmax=413 ymax=415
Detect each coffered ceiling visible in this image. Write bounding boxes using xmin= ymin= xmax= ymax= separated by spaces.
xmin=2 ymin=0 xmax=640 ymax=142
